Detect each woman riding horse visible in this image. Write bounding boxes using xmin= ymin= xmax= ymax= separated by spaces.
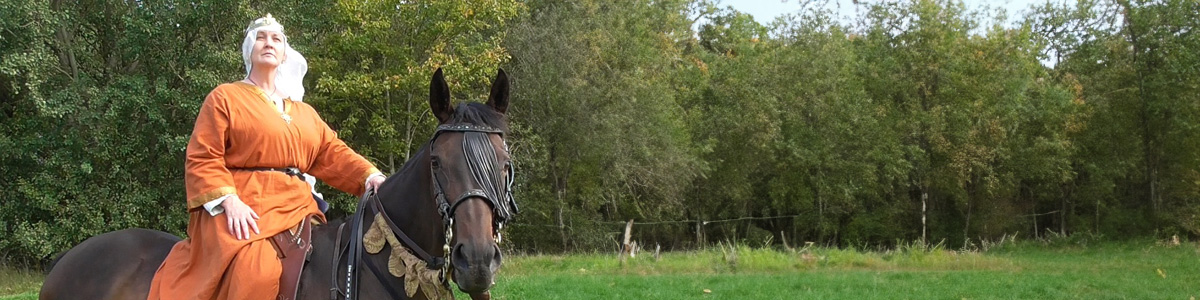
xmin=40 ymin=14 xmax=514 ymax=300
xmin=146 ymin=14 xmax=386 ymax=300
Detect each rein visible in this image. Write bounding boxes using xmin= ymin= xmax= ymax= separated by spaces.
xmin=330 ymin=123 xmax=517 ymax=300
xmin=330 ymin=192 xmax=443 ymax=300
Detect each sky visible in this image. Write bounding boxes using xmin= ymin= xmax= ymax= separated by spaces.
xmin=724 ymin=0 xmax=1052 ymax=28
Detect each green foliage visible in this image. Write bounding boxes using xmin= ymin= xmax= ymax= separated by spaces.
xmin=303 ymin=0 xmax=523 ymax=214
xmin=0 ymin=0 xmax=252 ymax=261
xmin=0 ymin=0 xmax=524 ymax=262
xmin=504 ymin=0 xmax=703 ymax=251
xmin=1030 ymin=0 xmax=1200 ymax=237
xmin=3 ymin=0 xmax=1200 ymax=263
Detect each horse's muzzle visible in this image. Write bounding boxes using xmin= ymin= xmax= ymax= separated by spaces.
xmin=451 ymin=241 xmax=502 ymax=293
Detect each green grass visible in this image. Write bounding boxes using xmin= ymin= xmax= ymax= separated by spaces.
xmin=487 ymin=241 xmax=1199 ymax=299
xmin=6 ymin=241 xmax=1198 ymax=299
xmin=0 ymin=263 xmax=40 ymax=300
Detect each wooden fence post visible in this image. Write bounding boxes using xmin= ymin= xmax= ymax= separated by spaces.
xmin=620 ymin=219 xmax=634 ymax=263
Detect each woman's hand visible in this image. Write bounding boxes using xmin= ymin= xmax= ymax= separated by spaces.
xmin=365 ymin=174 xmax=386 ymax=195
xmin=221 ymin=195 xmax=260 ymax=240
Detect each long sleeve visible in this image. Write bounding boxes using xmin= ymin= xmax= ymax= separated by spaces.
xmin=185 ymin=88 xmax=237 ymax=210
xmin=307 ymin=112 xmax=379 ymax=197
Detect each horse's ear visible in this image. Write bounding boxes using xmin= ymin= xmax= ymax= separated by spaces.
xmin=487 ymin=69 xmax=510 ymax=114
xmin=430 ymin=68 xmax=453 ymax=123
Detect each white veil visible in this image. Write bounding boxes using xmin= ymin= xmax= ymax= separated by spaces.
xmin=241 ymin=14 xmax=308 ymax=102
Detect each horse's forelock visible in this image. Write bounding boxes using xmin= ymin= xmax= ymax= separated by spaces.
xmin=450 ymin=103 xmax=508 ymax=134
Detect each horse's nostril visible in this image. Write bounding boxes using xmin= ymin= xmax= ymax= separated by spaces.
xmin=491 ymin=244 xmax=503 ymax=268
xmin=452 ymin=244 xmax=470 ymax=270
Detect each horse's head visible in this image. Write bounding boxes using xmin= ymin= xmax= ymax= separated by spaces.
xmin=427 ymin=68 xmax=515 ymax=295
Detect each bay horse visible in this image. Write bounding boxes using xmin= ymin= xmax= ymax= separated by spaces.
xmin=39 ymin=68 xmax=515 ymax=300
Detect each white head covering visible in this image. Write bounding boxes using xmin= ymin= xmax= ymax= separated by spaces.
xmin=242 ymin=14 xmax=308 ymax=101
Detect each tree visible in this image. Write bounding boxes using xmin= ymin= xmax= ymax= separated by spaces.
xmin=305 ymin=0 xmax=523 ymax=214
xmin=0 ymin=0 xmax=258 ymax=261
xmin=505 ymin=0 xmax=702 ymax=251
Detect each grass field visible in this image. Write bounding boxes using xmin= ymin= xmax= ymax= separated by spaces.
xmin=0 ymin=263 xmax=40 ymax=300
xmin=6 ymin=239 xmax=1197 ymax=299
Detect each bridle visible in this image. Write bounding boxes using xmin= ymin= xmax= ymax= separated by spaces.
xmin=334 ymin=122 xmax=517 ymax=300
xmin=430 ymin=124 xmax=518 ymax=246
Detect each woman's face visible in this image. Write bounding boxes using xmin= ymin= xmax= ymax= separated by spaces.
xmin=250 ymin=30 xmax=287 ymax=68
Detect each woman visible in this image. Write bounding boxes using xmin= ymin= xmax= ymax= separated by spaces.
xmin=147 ymin=14 xmax=385 ymax=299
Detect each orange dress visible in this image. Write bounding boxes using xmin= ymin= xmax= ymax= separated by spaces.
xmin=147 ymin=82 xmax=378 ymax=300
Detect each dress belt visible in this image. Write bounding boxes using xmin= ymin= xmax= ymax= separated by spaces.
xmin=230 ymin=166 xmax=330 ymax=213
xmin=231 ymin=167 xmax=303 ymax=177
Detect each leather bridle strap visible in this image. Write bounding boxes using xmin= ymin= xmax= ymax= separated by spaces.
xmin=342 ymin=194 xmax=368 ymax=299
xmin=329 ymin=222 xmax=347 ymax=300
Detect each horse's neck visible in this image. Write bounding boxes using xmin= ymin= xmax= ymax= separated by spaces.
xmin=376 ymin=146 xmax=444 ymax=251
xmin=301 ymin=147 xmax=444 ymax=297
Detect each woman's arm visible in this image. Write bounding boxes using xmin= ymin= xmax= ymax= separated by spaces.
xmin=307 ymin=112 xmax=380 ymax=197
xmin=185 ymin=86 xmax=260 ymax=240
xmin=185 ymin=87 xmax=238 ymax=210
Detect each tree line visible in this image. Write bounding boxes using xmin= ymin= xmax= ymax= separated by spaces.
xmin=2 ymin=0 xmax=1198 ymax=262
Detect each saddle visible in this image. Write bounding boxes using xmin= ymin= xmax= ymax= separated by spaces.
xmin=270 ymin=216 xmax=316 ymax=300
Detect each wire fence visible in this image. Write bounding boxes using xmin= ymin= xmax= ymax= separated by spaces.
xmin=506 ymin=213 xmax=807 ymax=227
xmin=504 ymin=209 xmax=1071 ymax=252
xmin=509 ymin=209 xmax=1065 ymax=228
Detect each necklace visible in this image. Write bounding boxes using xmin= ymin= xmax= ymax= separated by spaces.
xmin=246 ymin=77 xmax=291 ymax=123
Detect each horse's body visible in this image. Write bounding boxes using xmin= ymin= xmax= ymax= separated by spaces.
xmin=39 ymin=229 xmax=177 ymax=300
xmin=40 ymin=219 xmax=430 ymax=300
xmin=40 ymin=68 xmax=513 ymax=300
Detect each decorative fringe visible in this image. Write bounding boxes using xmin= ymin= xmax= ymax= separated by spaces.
xmin=363 ymin=212 xmax=454 ymax=299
